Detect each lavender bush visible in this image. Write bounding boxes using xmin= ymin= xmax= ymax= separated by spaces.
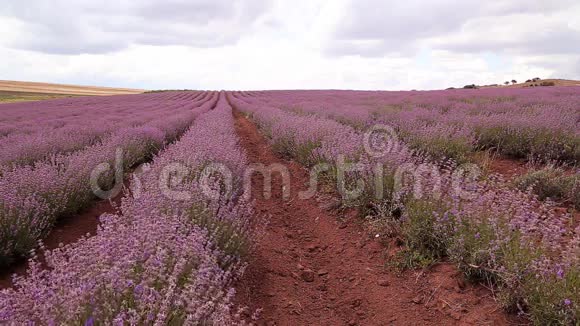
xmin=251 ymin=88 xmax=580 ymax=165
xmin=0 ymin=92 xmax=219 ymax=265
xmin=0 ymin=93 xmax=253 ymax=324
xmin=232 ymin=90 xmax=578 ymax=324
xmin=515 ymin=166 xmax=580 ymax=209
xmin=0 ymin=92 xmax=209 ymax=170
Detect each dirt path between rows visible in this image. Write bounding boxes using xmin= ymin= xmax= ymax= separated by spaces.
xmin=232 ymin=110 xmax=519 ymax=325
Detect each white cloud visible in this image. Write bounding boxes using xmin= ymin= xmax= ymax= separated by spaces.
xmin=0 ymin=0 xmax=578 ymax=90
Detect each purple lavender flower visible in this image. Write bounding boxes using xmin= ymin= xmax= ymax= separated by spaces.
xmin=0 ymin=92 xmax=250 ymax=324
xmin=84 ymin=316 xmax=94 ymax=326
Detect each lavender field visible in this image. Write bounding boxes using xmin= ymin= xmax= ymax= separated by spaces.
xmin=0 ymin=88 xmax=578 ymax=324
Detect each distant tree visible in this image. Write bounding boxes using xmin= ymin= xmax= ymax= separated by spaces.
xmin=504 ymin=81 xmax=510 ymax=86
xmin=463 ymin=84 xmax=477 ymax=89
xmin=526 ymin=79 xmax=532 ymax=83
xmin=511 ymin=80 xmax=517 ymax=85
xmin=533 ymin=77 xmax=541 ymax=82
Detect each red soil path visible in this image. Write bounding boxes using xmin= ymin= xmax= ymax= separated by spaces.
xmin=488 ymin=157 xmax=529 ymax=180
xmin=233 ymin=110 xmax=518 ymax=325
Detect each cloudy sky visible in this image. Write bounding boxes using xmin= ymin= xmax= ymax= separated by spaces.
xmin=1 ymin=0 xmax=579 ymax=90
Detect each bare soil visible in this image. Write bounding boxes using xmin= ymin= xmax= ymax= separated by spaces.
xmin=0 ymin=90 xmax=77 ymax=103
xmin=0 ymin=80 xmax=144 ymax=96
xmin=488 ymin=157 xmax=529 ymax=180
xmin=233 ymin=110 xmax=518 ymax=325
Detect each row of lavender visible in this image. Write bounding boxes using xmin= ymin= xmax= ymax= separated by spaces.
xmin=252 ymin=88 xmax=580 ymax=209
xmin=0 ymin=92 xmax=218 ymax=265
xmin=0 ymin=92 xmax=209 ymax=170
xmin=252 ymin=88 xmax=580 ymax=165
xmin=0 ymin=92 xmax=253 ymax=323
xmin=230 ymin=92 xmax=578 ymax=324
xmin=0 ymin=91 xmax=202 ymax=136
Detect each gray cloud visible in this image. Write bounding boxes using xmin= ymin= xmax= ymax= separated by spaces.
xmin=326 ymin=0 xmax=470 ymax=57
xmin=441 ymin=25 xmax=580 ymax=55
xmin=0 ymin=0 xmax=270 ymax=54
xmin=327 ymin=0 xmax=578 ymax=57
xmin=525 ymin=56 xmax=580 ymax=79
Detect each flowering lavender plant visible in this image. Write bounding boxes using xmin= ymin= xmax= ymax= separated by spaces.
xmin=0 ymin=92 xmax=254 ymax=324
